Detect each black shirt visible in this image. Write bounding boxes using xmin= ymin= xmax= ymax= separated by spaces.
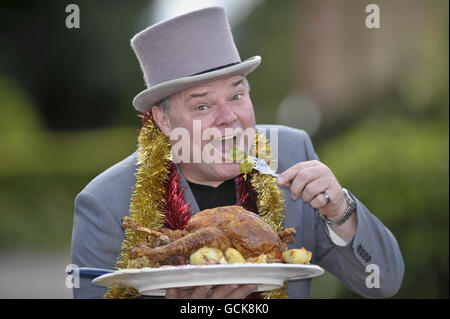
xmin=187 ymin=179 xmax=236 ymax=211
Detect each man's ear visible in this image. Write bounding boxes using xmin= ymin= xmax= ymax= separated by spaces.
xmin=151 ymin=106 xmax=172 ymax=137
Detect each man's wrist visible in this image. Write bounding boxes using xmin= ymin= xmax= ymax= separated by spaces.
xmin=324 ymin=188 xmax=356 ymax=228
xmin=326 ymin=192 xmax=348 ymax=221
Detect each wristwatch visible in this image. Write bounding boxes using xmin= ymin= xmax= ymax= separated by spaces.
xmin=324 ymin=188 xmax=356 ymax=228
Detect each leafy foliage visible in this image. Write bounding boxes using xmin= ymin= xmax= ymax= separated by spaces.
xmin=315 ymin=117 xmax=449 ymax=298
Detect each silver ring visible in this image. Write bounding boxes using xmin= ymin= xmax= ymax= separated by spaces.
xmin=207 ymin=288 xmax=213 ymax=296
xmin=321 ymin=191 xmax=331 ymax=205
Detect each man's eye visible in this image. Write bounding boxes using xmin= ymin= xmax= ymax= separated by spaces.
xmin=232 ymin=94 xmax=243 ymax=100
xmin=196 ymin=104 xmax=209 ymax=111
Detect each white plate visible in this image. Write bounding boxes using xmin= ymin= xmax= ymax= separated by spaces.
xmin=92 ymin=263 xmax=324 ymax=296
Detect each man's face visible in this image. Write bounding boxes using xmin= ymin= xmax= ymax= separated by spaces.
xmin=153 ymin=75 xmax=256 ymax=186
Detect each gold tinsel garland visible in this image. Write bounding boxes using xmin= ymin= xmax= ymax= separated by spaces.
xmin=251 ymin=135 xmax=288 ymax=299
xmin=104 ymin=117 xmax=172 ymax=299
xmin=104 ymin=119 xmax=288 ymax=299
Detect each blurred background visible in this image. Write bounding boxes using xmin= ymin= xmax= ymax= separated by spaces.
xmin=0 ymin=0 xmax=447 ymax=298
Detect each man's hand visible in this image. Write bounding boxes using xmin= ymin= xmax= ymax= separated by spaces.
xmin=276 ymin=160 xmax=347 ymax=220
xmin=165 ymin=284 xmax=258 ymax=299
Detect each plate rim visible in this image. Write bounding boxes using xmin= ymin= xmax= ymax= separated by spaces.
xmin=94 ymin=262 xmax=323 ymax=278
xmin=92 ymin=263 xmax=324 ymax=292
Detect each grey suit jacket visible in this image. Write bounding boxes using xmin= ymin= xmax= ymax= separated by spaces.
xmin=71 ymin=125 xmax=404 ymax=299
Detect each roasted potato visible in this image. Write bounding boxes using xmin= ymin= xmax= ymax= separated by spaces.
xmin=190 ymin=247 xmax=226 ymax=265
xmin=282 ymin=247 xmax=312 ymax=264
xmin=225 ymin=248 xmax=246 ymax=264
xmin=247 ymin=254 xmax=267 ymax=263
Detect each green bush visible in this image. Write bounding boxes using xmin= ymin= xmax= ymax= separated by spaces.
xmin=313 ymin=116 xmax=449 ymax=298
xmin=0 ymin=77 xmax=138 ymax=249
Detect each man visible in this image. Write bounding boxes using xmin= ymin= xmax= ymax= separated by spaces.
xmin=71 ymin=7 xmax=404 ymax=299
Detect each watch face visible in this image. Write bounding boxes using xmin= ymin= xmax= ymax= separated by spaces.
xmin=343 ymin=189 xmax=356 ymax=208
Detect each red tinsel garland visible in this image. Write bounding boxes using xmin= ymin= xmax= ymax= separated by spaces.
xmin=235 ymin=173 xmax=259 ymax=214
xmin=162 ymin=164 xmax=260 ymax=230
xmin=163 ymin=162 xmax=192 ymax=230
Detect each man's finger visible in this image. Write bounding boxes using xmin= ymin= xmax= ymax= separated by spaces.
xmin=227 ymin=284 xmax=258 ymax=299
xmin=165 ymin=288 xmax=179 ymax=299
xmin=309 ymin=189 xmax=332 ymax=209
xmin=190 ymin=285 xmax=213 ymax=299
xmin=289 ymin=167 xmax=322 ymax=200
xmin=208 ymin=285 xmax=240 ymax=299
xmin=277 ymin=160 xmax=321 ymax=186
xmin=301 ymin=176 xmax=328 ymax=203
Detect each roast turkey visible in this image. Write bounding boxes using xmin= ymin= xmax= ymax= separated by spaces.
xmin=123 ymin=205 xmax=296 ymax=265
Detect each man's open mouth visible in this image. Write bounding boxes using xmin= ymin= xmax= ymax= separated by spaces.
xmin=211 ymin=133 xmax=240 ymax=162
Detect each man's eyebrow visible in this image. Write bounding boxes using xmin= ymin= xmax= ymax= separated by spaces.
xmin=186 ymin=78 xmax=245 ymax=102
xmin=232 ymin=78 xmax=244 ymax=87
xmin=186 ymin=91 xmax=208 ymax=102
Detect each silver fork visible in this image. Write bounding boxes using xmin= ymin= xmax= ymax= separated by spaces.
xmin=251 ymin=156 xmax=279 ymax=178
xmin=231 ymin=147 xmax=280 ymax=178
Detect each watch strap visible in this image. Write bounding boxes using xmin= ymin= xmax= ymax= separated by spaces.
xmin=325 ymin=188 xmax=356 ymax=228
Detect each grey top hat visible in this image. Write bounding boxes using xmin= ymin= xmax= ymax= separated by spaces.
xmin=131 ymin=6 xmax=261 ymax=113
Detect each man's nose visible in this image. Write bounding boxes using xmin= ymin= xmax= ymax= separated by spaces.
xmin=216 ymin=103 xmax=238 ymax=126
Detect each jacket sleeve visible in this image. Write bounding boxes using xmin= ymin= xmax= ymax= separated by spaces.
xmin=302 ymin=130 xmax=405 ymax=298
xmin=71 ymin=191 xmax=123 ymax=299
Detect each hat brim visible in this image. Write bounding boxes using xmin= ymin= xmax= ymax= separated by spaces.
xmin=133 ymin=56 xmax=261 ymax=112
